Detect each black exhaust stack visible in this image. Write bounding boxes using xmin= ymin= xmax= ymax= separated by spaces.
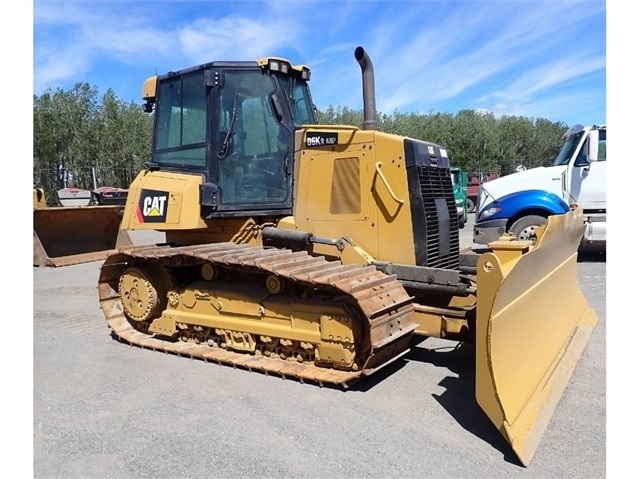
xmin=354 ymin=46 xmax=377 ymax=131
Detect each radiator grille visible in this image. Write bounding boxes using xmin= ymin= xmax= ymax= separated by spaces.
xmin=416 ymin=166 xmax=460 ymax=269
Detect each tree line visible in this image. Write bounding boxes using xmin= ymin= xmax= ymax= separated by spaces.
xmin=317 ymin=106 xmax=569 ymax=176
xmin=33 ymin=83 xmax=153 ymax=203
xmin=34 ymin=83 xmax=569 ymax=203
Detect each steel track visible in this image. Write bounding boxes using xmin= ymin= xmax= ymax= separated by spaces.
xmin=98 ymin=242 xmax=418 ymax=388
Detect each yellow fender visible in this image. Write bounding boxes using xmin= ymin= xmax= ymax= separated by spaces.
xmin=475 ymin=207 xmax=597 ymax=466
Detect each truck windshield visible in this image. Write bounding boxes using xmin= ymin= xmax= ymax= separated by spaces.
xmin=552 ymin=131 xmax=584 ymax=166
xmin=451 ymin=170 xmax=461 ymax=186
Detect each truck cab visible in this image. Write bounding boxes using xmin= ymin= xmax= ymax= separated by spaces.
xmin=473 ymin=124 xmax=606 ymax=247
xmin=450 ymin=167 xmax=468 ymax=228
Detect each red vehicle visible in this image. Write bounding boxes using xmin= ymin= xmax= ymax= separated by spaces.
xmin=466 ymin=171 xmax=499 ymax=212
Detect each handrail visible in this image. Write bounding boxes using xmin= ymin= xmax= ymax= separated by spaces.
xmin=374 ymin=162 xmax=404 ymax=205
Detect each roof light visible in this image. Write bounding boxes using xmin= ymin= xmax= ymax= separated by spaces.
xmin=268 ymin=59 xmax=281 ymax=71
xmin=257 ymin=58 xmax=309 ymax=79
xmin=292 ymin=65 xmax=311 ymax=81
xmin=261 ymin=58 xmax=293 ymax=75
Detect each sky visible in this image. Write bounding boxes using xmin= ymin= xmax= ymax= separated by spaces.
xmin=32 ymin=0 xmax=608 ymax=127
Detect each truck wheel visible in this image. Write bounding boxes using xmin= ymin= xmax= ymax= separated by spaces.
xmin=466 ymin=198 xmax=475 ymax=213
xmin=509 ymin=215 xmax=547 ymax=243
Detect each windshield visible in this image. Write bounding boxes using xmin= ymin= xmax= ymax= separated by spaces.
xmin=553 ymin=130 xmax=585 ymax=166
xmin=153 ymin=70 xmax=207 ymax=168
xmin=451 ymin=170 xmax=461 ymax=186
xmin=276 ymin=77 xmax=316 ymax=126
xmin=217 ymin=70 xmax=290 ymax=206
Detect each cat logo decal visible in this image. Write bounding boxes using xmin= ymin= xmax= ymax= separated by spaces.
xmin=137 ymin=189 xmax=168 ymax=223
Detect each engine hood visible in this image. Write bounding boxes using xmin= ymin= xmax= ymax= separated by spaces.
xmin=481 ymin=166 xmax=563 ymax=202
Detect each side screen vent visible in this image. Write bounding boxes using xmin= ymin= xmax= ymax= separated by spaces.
xmin=415 ymin=165 xmax=460 ymax=269
xmin=330 ymin=157 xmax=361 ymax=214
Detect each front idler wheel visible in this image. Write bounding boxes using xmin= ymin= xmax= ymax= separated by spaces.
xmin=118 ymin=264 xmax=170 ymax=323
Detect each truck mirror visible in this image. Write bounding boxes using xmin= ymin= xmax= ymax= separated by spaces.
xmin=586 ymin=134 xmax=599 ymax=163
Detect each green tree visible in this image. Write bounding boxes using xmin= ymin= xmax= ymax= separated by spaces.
xmin=33 ymin=83 xmax=152 ymax=202
xmin=317 ymin=105 xmax=364 ymax=128
xmin=34 ymin=80 xmax=571 ymax=205
xmin=315 ymin=105 xmax=567 ymax=177
xmin=528 ymin=118 xmax=569 ymax=168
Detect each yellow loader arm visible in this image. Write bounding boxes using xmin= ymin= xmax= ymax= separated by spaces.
xmin=475 ymin=207 xmax=597 ymax=465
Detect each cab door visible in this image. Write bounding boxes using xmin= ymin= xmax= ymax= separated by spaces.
xmin=565 ymin=128 xmax=606 ymax=210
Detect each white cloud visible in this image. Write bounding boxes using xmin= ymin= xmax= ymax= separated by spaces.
xmin=33 ymin=0 xmax=606 ymax=125
xmin=178 ymin=16 xmax=300 ymax=64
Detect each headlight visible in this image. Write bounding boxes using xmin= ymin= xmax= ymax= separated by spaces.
xmin=478 ymin=206 xmax=501 ymax=220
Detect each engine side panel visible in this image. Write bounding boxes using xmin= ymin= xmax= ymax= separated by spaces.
xmin=292 ymin=128 xmax=458 ymax=268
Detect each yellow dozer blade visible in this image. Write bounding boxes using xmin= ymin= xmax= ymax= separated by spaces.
xmin=33 ymin=189 xmax=133 ymax=267
xmin=475 ymin=207 xmax=597 ymax=466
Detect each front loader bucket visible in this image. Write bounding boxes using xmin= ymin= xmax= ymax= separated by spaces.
xmin=475 ymin=207 xmax=597 ymax=466
xmin=33 ymin=205 xmax=133 ymax=267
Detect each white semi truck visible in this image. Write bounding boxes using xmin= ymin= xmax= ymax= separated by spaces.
xmin=473 ymin=124 xmax=606 ymax=248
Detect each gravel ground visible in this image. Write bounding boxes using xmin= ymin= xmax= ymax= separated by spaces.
xmin=30 ymin=217 xmax=607 ymax=478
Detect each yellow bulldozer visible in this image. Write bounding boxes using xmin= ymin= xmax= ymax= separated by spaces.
xmin=96 ymin=47 xmax=597 ymax=466
xmin=33 ymin=187 xmax=133 ymax=267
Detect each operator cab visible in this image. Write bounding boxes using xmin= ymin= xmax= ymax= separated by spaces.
xmin=141 ymin=58 xmax=317 ymax=218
